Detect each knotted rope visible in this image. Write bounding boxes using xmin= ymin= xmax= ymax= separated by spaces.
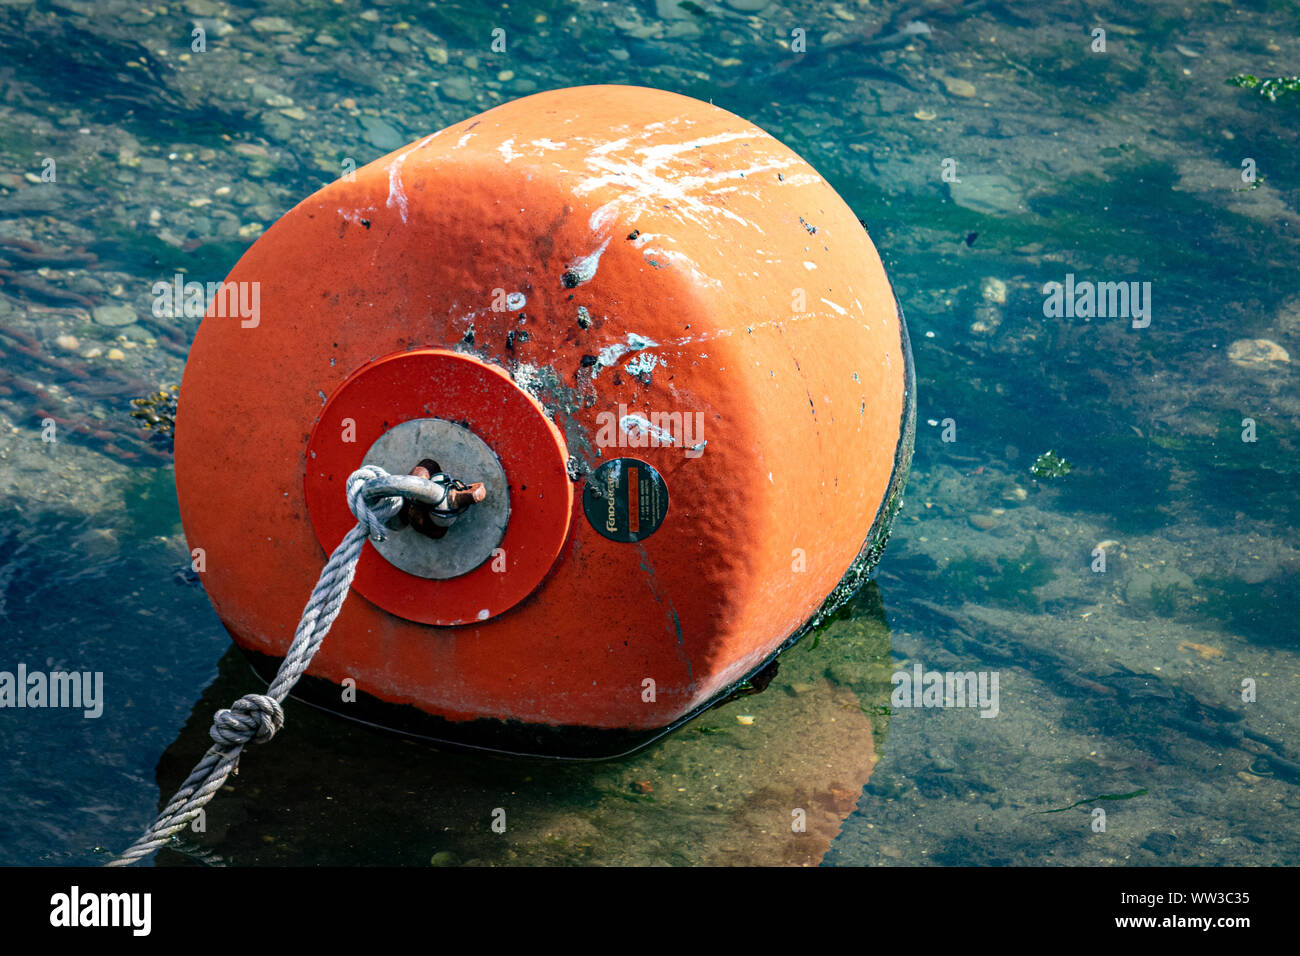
xmin=108 ymin=465 xmax=450 ymax=866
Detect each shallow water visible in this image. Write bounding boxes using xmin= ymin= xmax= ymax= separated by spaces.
xmin=1 ymin=0 xmax=1297 ymax=866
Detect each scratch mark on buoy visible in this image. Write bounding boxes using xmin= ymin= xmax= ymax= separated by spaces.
xmin=386 ymin=132 xmax=439 ymax=223
xmin=636 ymin=541 xmax=693 ymax=679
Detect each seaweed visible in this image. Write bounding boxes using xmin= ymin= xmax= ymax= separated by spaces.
xmin=946 ymin=537 xmax=1057 ymax=609
xmin=129 ymin=384 xmax=180 ymax=443
xmin=1227 ymin=74 xmax=1300 ymax=103
xmin=1030 ymin=449 xmax=1073 ymax=478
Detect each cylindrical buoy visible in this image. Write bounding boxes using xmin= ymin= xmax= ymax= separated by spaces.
xmin=174 ymin=85 xmax=915 ymax=758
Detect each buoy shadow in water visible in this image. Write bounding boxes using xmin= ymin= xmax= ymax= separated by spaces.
xmin=153 ymin=586 xmax=894 ymax=867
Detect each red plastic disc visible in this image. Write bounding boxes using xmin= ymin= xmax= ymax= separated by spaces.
xmin=304 ymin=349 xmax=572 ymax=626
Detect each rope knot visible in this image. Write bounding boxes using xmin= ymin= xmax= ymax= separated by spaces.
xmin=111 ymin=463 xmax=454 ymax=865
xmin=346 ymin=464 xmax=404 ymax=541
xmin=210 ymin=694 xmax=284 ymax=747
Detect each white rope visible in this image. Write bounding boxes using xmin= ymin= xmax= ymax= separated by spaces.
xmin=108 ymin=465 xmax=447 ymax=866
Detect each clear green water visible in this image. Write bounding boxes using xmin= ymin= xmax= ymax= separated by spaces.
xmin=1 ymin=0 xmax=1296 ymax=866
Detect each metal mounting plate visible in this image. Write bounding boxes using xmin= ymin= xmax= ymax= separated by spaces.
xmin=362 ymin=418 xmax=510 ymax=580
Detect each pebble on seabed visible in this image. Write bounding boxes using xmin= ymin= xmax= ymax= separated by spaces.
xmin=941 ymin=76 xmax=978 ymax=98
xmin=92 ymin=304 xmax=136 ymax=327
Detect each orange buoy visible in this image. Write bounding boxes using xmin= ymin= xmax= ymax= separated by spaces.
xmin=174 ymin=85 xmax=914 ymax=758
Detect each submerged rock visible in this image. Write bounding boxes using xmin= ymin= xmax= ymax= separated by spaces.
xmin=92 ymin=304 xmax=136 ymax=327
xmin=940 ymin=75 xmax=977 ymax=98
xmin=1125 ymin=566 xmax=1195 ymax=615
xmin=250 ymin=16 xmax=295 ymax=34
xmin=1227 ymin=338 xmax=1289 ymax=368
xmin=980 ymin=276 xmax=1008 ymax=304
xmin=948 ymin=175 xmax=1026 ymax=217
xmin=439 ymin=75 xmax=474 ymax=102
xmin=359 ymin=116 xmax=403 ymax=151
xmin=970 ymin=302 xmax=1002 ymax=334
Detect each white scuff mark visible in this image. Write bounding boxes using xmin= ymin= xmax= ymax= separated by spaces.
xmin=531 ymin=137 xmax=567 ymax=151
xmin=620 ymin=415 xmax=678 ymax=445
xmin=640 ymin=247 xmax=724 ymax=291
xmin=387 ymin=161 xmax=409 ymax=222
xmin=498 ymin=137 xmax=520 ymax=163
xmin=572 ymin=122 xmax=787 ymax=234
xmin=589 ymin=136 xmax=633 ymax=156
xmin=820 ymin=297 xmax=847 ymax=315
xmin=649 ymin=304 xmax=822 ymax=351
xmin=625 ymin=353 xmax=662 ymax=376
xmin=564 ymin=237 xmax=610 ymax=287
xmin=578 ymin=159 xmax=770 ymax=232
xmin=779 ymin=172 xmax=824 ymax=188
xmin=337 ymin=207 xmax=372 ymax=225
xmin=803 ymin=261 xmax=818 ymax=270
xmin=455 ymin=131 xmax=474 ymax=149
xmin=589 ymin=203 xmax=619 ymax=234
xmin=593 ymin=332 xmax=658 ymax=377
xmin=634 ymin=129 xmax=762 ymax=165
xmin=385 ymin=132 xmax=439 ymax=224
